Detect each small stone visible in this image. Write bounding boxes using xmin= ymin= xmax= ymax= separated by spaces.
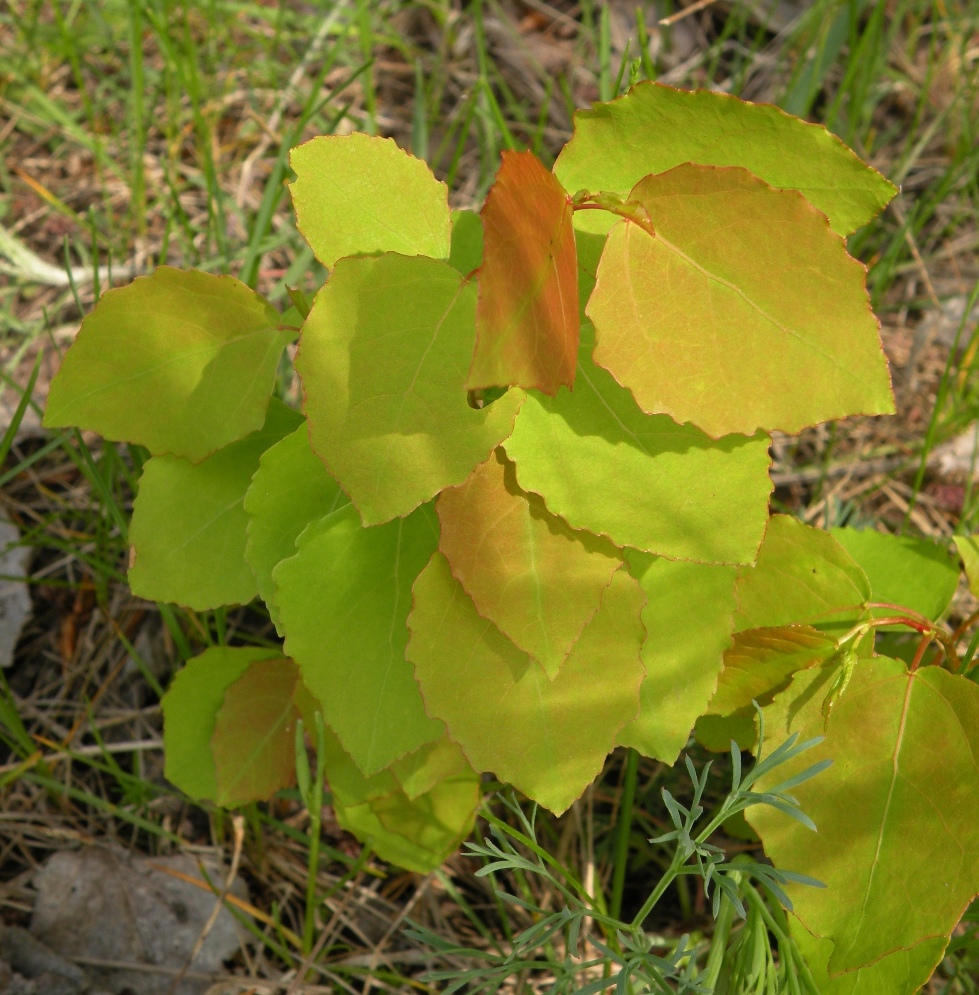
xmin=30 ymin=847 xmax=249 ymax=995
xmin=0 ymin=928 xmax=87 ymax=995
xmin=0 ymin=518 xmax=30 ymax=669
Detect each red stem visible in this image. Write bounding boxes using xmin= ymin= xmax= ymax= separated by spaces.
xmin=866 ymin=602 xmax=933 ymax=627
xmin=863 ymin=614 xmax=931 ymax=635
xmin=910 ymin=633 xmax=935 ymax=672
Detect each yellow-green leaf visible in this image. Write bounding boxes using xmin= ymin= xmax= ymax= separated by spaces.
xmin=694 ymin=626 xmax=838 ymax=752
xmin=468 ymin=150 xmax=579 ymax=395
xmin=44 ymin=267 xmax=293 ymax=463
xmin=555 ymin=82 xmax=896 ymax=238
xmin=161 ymin=646 xmax=282 ymax=802
xmin=128 ymin=400 xmax=302 ymax=611
xmin=334 ymin=776 xmax=481 ymax=875
xmin=502 ymin=323 xmax=772 ymax=563
xmin=389 ymin=735 xmax=471 ymax=802
xmin=289 ymin=133 xmax=451 ymax=269
xmin=244 ymin=423 xmax=348 ymax=628
xmin=831 ymin=527 xmax=959 ymax=622
xmin=408 ymin=554 xmax=645 ymax=814
xmin=792 ymin=919 xmax=945 ymax=995
xmin=448 ymin=209 xmax=483 ymax=276
xmin=212 ymin=657 xmax=300 ymax=807
xmin=750 ymin=659 xmax=979 ymax=973
xmin=617 ymin=553 xmax=738 ymax=763
xmin=297 ymin=253 xmax=523 ymax=525
xmin=953 ymin=534 xmax=979 ymax=597
xmin=274 ymin=503 xmax=444 ymax=776
xmin=587 ymin=164 xmax=894 ymax=438
xmin=321 ymin=722 xmax=401 ymax=804
xmin=734 ymin=516 xmax=871 ymax=636
xmin=322 ymin=725 xmax=480 ymax=874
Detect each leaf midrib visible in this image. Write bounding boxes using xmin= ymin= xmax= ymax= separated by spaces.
xmin=845 ymin=672 xmax=915 ymax=957
xmin=49 ymin=324 xmax=278 ymax=416
xmin=218 ymin=695 xmax=295 ymax=804
xmin=623 ymin=222 xmax=848 ymax=378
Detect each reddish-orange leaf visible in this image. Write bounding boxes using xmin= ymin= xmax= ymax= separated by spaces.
xmin=437 ymin=448 xmax=621 ymax=677
xmin=211 ymin=657 xmax=300 ymax=807
xmin=468 ymin=150 xmax=579 ymax=395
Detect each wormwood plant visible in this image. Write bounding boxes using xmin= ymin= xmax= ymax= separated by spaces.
xmin=413 ymin=723 xmax=830 ymax=995
xmin=41 ymin=83 xmax=979 ymax=989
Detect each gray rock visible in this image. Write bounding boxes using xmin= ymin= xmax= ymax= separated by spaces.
xmin=0 ymin=517 xmax=30 ymax=669
xmin=0 ymin=961 xmax=39 ymax=995
xmin=0 ymin=957 xmax=37 ymax=994
xmin=0 ymin=927 xmax=88 ymax=994
xmin=31 ymin=847 xmax=248 ymax=995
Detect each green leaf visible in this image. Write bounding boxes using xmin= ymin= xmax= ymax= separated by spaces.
xmin=694 ymin=626 xmax=838 ymax=752
xmin=749 ymin=659 xmax=979 ymax=973
xmin=274 ymin=502 xmax=444 ymax=776
xmin=212 ymin=657 xmax=300 ymax=807
xmin=129 ymin=399 xmax=303 ymax=610
xmin=243 ymin=423 xmax=348 ymax=628
xmin=953 ymin=535 xmax=979 ymax=597
xmin=831 ymin=527 xmax=959 ymax=622
xmin=334 ymin=774 xmax=481 ymax=875
xmin=437 ymin=448 xmax=621 ymax=677
xmin=468 ymin=150 xmax=579 ymax=395
xmin=321 ymin=724 xmax=480 ymax=874
xmin=575 ymin=229 xmax=605 ymax=319
xmin=617 ymin=553 xmax=738 ymax=763
xmin=587 ymin=165 xmax=894 ymax=438
xmin=792 ymin=919 xmax=945 ymax=995
xmin=289 ymin=133 xmax=451 ymax=269
xmin=554 ymin=81 xmax=896 ymax=237
xmin=297 ymin=253 xmax=524 ymax=525
xmin=161 ymin=646 xmax=281 ymax=801
xmin=408 ymin=554 xmax=645 ymax=814
xmin=321 ymin=722 xmax=401 ymax=803
xmin=502 ymin=323 xmax=771 ymax=563
xmin=389 ymin=735 xmax=471 ymax=801
xmin=734 ymin=516 xmax=871 ymax=636
xmin=448 ymin=209 xmax=483 ymax=276
xmin=44 ymin=267 xmax=293 ymax=463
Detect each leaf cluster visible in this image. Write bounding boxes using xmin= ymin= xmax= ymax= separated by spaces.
xmin=41 ymin=82 xmax=979 ymax=990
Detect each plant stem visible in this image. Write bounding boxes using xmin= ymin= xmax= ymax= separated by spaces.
xmin=629 ymin=850 xmax=685 ymax=929
xmin=128 ymin=0 xmax=146 ymax=238
xmin=839 ymin=610 xmax=961 ymax=670
xmin=630 ymin=788 xmax=742 ymax=930
xmin=610 ymin=748 xmax=638 ymax=920
xmin=743 ymin=887 xmax=820 ymax=995
xmin=570 ymin=190 xmax=657 ymax=238
xmin=303 ymin=718 xmax=326 ymax=956
xmin=701 ymin=874 xmax=739 ymax=989
xmin=865 ymin=602 xmax=934 ymax=626
xmin=303 ymin=802 xmax=322 ymax=955
xmin=910 ymin=632 xmax=935 ymax=672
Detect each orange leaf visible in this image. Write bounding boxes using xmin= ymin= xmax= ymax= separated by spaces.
xmin=437 ymin=448 xmax=620 ymax=677
xmin=468 ymin=151 xmax=579 ymax=395
xmin=211 ymin=657 xmax=300 ymax=807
